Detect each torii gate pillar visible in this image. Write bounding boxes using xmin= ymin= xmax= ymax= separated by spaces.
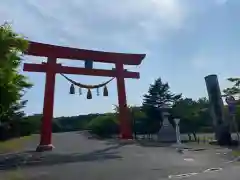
xmin=116 ymin=63 xmax=131 ymax=138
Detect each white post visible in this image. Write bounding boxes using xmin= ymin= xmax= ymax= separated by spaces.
xmin=232 ymin=115 xmax=240 ymax=143
xmin=174 ymin=118 xmax=181 ymax=145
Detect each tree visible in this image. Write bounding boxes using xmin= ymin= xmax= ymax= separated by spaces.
xmin=142 ymin=78 xmax=181 ymax=135
xmin=0 ymin=23 xmax=32 ymax=139
xmin=130 ymin=107 xmax=148 ymax=138
xmin=195 ymin=98 xmax=211 ymax=128
xmin=172 ymin=97 xmax=211 ymax=141
xmin=172 ymin=98 xmax=197 ymax=139
xmin=113 ymin=105 xmax=149 ymax=138
xmin=86 ymin=114 xmax=119 ymax=137
xmin=223 ymin=78 xmax=240 ymax=98
xmin=223 ymin=77 xmax=240 ymax=143
xmin=0 ymin=23 xmax=32 ymax=121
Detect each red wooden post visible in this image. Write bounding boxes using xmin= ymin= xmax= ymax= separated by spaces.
xmin=36 ymin=57 xmax=57 ymax=152
xmin=116 ymin=63 xmax=132 ymax=139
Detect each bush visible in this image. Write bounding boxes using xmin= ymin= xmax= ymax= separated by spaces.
xmin=24 ymin=114 xmax=42 ymax=133
xmin=198 ymin=126 xmax=214 ymax=133
xmin=86 ymin=115 xmax=119 ymax=138
xmin=19 ymin=120 xmax=33 ymax=136
xmin=0 ymin=118 xmax=37 ymax=141
xmin=52 ymin=120 xmax=63 ymax=132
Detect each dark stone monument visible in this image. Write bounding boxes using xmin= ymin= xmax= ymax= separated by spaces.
xmin=205 ymin=74 xmax=231 ymax=145
xmin=158 ymin=110 xmax=176 ymax=143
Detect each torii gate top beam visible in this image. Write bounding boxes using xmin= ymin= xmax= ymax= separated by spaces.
xmin=25 ymin=41 xmax=145 ymax=65
xmin=22 ymin=41 xmax=146 ymax=150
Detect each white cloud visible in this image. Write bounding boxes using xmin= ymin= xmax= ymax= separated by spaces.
xmin=191 ymin=56 xmax=209 ymax=69
xmin=150 ymin=0 xmax=186 ymax=27
xmin=191 ymin=54 xmax=228 ymax=72
xmin=215 ymin=0 xmax=228 ymax=5
xmin=0 ymin=0 xmax=188 ymax=50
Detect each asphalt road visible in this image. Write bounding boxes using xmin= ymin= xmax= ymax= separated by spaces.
xmin=0 ymin=132 xmax=240 ymax=180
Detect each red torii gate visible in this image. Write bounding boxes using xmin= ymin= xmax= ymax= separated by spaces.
xmin=23 ymin=41 xmax=145 ymax=152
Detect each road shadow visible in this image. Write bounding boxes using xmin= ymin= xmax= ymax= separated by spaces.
xmin=77 ymin=131 xmax=105 ymax=140
xmin=104 ymin=139 xmax=136 ymax=146
xmin=135 ymin=140 xmax=173 ymax=147
xmin=104 ymin=138 xmax=173 ymax=148
xmin=78 ymin=131 xmax=174 ymax=148
xmin=0 ymin=144 xmax=123 ymax=171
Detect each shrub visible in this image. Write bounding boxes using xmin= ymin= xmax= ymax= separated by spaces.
xmin=86 ymin=115 xmax=119 ymax=137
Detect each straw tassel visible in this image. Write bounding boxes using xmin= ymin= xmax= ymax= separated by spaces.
xmin=103 ymin=85 xmax=108 ymax=96
xmin=97 ymin=88 xmax=100 ymax=96
xmin=70 ymin=84 xmax=75 ymax=94
xmin=79 ymin=87 xmax=82 ymax=95
xmin=87 ymin=89 xmax=92 ymax=99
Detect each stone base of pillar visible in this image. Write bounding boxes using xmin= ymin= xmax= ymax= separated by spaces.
xmin=36 ymin=144 xmax=54 ymax=152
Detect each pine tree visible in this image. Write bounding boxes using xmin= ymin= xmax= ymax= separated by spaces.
xmin=142 ymin=78 xmax=181 ymax=134
xmin=143 ymin=78 xmax=181 ymax=109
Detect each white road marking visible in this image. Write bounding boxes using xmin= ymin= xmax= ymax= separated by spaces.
xmin=168 ymin=173 xmax=198 ymax=179
xmin=203 ymin=167 xmax=222 ymax=173
xmin=184 ymin=158 xmax=194 ymax=162
xmin=168 ymin=167 xmax=224 ymax=179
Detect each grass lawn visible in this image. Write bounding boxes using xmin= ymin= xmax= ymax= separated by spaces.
xmin=232 ymin=149 xmax=240 ymax=157
xmin=4 ymin=169 xmax=25 ymax=180
xmin=0 ymin=136 xmax=32 ymax=154
xmin=0 ymin=136 xmax=35 ymax=180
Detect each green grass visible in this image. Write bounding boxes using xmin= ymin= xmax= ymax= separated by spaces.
xmin=0 ymin=136 xmax=33 ymax=180
xmin=4 ymin=169 xmax=25 ymax=180
xmin=232 ymin=149 xmax=240 ymax=157
xmin=0 ymin=136 xmax=32 ymax=153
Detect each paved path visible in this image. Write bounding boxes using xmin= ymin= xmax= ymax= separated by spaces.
xmin=0 ymin=132 xmax=240 ymax=180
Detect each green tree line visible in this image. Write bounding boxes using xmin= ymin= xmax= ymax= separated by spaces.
xmin=1 ymin=24 xmax=240 ymax=141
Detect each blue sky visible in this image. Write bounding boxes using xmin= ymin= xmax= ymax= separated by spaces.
xmin=1 ymin=0 xmax=240 ymax=117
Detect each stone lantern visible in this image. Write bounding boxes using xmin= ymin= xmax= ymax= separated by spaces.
xmin=158 ymin=107 xmax=177 ymax=143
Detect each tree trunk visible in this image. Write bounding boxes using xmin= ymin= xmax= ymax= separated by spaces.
xmin=192 ymin=132 xmax=197 ymax=141
xmin=188 ymin=133 xmax=192 ymax=141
